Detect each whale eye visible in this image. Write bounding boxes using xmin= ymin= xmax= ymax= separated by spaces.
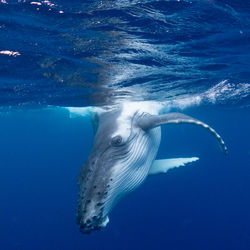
xmin=111 ymin=135 xmax=123 ymax=146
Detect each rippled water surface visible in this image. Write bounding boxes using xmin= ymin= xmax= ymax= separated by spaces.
xmin=0 ymin=0 xmax=250 ymax=107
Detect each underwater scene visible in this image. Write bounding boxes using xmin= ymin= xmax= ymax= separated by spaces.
xmin=0 ymin=0 xmax=250 ymax=249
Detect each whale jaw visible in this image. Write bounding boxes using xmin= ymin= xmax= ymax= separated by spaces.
xmin=78 ymin=211 xmax=110 ymax=234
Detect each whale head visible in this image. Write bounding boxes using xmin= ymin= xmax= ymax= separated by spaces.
xmin=76 ymin=107 xmax=161 ymax=233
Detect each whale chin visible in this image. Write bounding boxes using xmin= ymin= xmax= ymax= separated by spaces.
xmin=79 ymin=216 xmax=109 ymax=234
xmin=100 ymin=216 xmax=110 ymax=227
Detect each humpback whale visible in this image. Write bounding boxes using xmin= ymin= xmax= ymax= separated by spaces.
xmin=69 ymin=102 xmax=227 ymax=234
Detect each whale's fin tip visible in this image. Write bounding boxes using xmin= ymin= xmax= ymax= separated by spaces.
xmin=149 ymin=157 xmax=199 ymax=175
xmin=65 ymin=106 xmax=105 ymax=118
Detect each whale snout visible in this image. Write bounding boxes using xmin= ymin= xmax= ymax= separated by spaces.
xmin=76 ymin=195 xmax=110 ymax=234
xmin=78 ymin=213 xmax=109 ymax=234
xmin=79 ymin=216 xmax=101 ymax=234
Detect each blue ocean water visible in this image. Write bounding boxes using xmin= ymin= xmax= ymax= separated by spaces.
xmin=0 ymin=0 xmax=250 ymax=249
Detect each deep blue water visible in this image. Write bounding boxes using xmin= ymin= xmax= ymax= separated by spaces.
xmin=0 ymin=106 xmax=249 ymax=250
xmin=0 ymin=0 xmax=250 ymax=249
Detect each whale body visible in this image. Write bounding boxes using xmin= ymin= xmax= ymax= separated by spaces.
xmin=70 ymin=102 xmax=227 ymax=234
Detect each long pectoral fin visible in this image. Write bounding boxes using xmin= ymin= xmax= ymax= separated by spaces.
xmin=149 ymin=157 xmax=199 ymax=175
xmin=138 ymin=112 xmax=228 ymax=154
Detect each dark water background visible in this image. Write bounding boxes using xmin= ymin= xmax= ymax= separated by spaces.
xmin=0 ymin=0 xmax=250 ymax=249
xmin=0 ymin=106 xmax=249 ymax=250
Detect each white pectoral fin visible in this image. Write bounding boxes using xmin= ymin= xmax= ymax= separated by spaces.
xmin=149 ymin=157 xmax=199 ymax=175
